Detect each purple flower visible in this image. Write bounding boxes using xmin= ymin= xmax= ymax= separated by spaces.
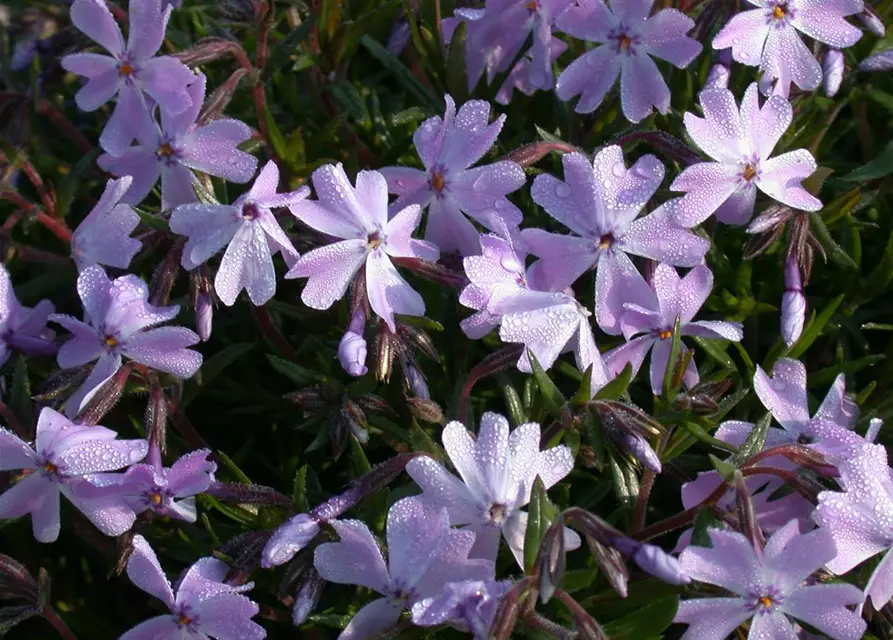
xmin=496 ymin=38 xmax=568 ymax=105
xmin=604 ymin=263 xmax=743 ymax=395
xmin=338 ymin=309 xmax=368 ymax=377
xmin=455 ymin=1 xmax=573 ymax=93
xmin=494 ymin=289 xmax=611 ymax=395
xmin=459 ymin=226 xmax=530 ymax=340
xmin=71 ymin=176 xmax=142 ymax=271
xmin=522 ymin=146 xmax=708 ymax=334
xmin=0 ymin=264 xmax=56 ymax=365
xmin=262 ymin=513 xmax=321 ymax=568
xmin=713 ymin=0 xmax=863 ymax=92
xmin=815 ymin=442 xmax=893 ymax=611
xmin=101 ymin=449 xmax=216 ymax=522
xmin=313 ymin=496 xmax=494 ymax=639
xmin=98 ymin=73 xmax=258 ymax=210
xmin=781 ymin=254 xmax=806 ymax=346
xmin=170 ymin=160 xmax=307 ymax=306
xmin=0 ymin=407 xmax=147 ymax=542
xmin=676 ymin=520 xmax=866 ymax=640
xmin=378 ymin=96 xmax=525 ymax=256
xmin=406 ymin=412 xmax=580 ymax=565
xmin=61 ymin=0 xmax=195 ymax=154
xmin=286 ymin=164 xmax=438 ymax=331
xmin=752 ymin=358 xmax=861 ymax=454
xmin=823 ymin=48 xmax=846 ymax=97
xmin=50 ymin=265 xmax=202 ymax=417
xmin=411 ymin=579 xmax=511 ymax=639
xmin=122 ymin=535 xmax=265 ymax=640
xmin=860 ymin=47 xmax=893 ymax=71
xmin=671 ymin=84 xmax=821 ymax=227
xmin=555 ymin=0 xmax=702 ymax=122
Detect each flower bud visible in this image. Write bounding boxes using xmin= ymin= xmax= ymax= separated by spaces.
xmin=292 ymin=568 xmax=325 ymax=625
xmin=822 ymin=49 xmax=845 ymax=98
xmin=374 ymin=324 xmax=395 ymax=383
xmin=206 ymin=482 xmax=294 ymax=508
xmin=489 ymin=582 xmax=521 ymax=640
xmin=403 ymin=361 xmax=430 ymax=400
xmin=338 ymin=332 xmax=368 ymax=377
xmin=261 ymin=514 xmax=321 ymax=568
xmin=503 ymin=141 xmax=579 ymax=168
xmin=75 ymin=363 xmax=131 ymax=426
xmin=536 ymin=519 xmax=566 ymax=603
xmin=0 ymin=554 xmax=38 ymax=602
xmin=407 ymin=397 xmax=444 ymax=424
xmin=867 ymin=418 xmax=884 ymax=443
xmin=145 ymin=382 xmax=169 ymax=456
xmin=705 ymin=63 xmax=730 ymax=90
xmin=632 ymin=544 xmax=690 ymax=585
xmin=781 ymin=254 xmax=806 ymax=347
xmin=199 ymin=68 xmax=249 ymax=126
xmin=386 ymin=21 xmax=411 ymax=55
xmin=860 ymin=48 xmax=893 ymax=72
xmin=149 ymin=240 xmax=184 ymax=304
xmin=174 ymin=37 xmax=244 ymax=66
xmin=617 ymin=432 xmax=662 ymax=473
xmin=195 ymin=289 xmax=213 ymax=342
xmin=859 ymin=6 xmax=886 ymax=37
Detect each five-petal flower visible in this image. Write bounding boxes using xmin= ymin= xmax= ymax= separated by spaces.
xmin=71 ymin=176 xmax=142 ymax=271
xmin=0 ymin=264 xmax=56 ymax=366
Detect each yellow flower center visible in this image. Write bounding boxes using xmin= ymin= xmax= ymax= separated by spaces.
xmin=430 ymin=171 xmax=446 ymax=193
xmin=119 ymin=62 xmax=134 ymax=76
xmin=526 ymin=1 xmax=538 ymax=9
xmin=156 ymin=143 xmax=175 ymax=158
xmin=598 ymin=234 xmax=613 ymax=250
xmin=759 ymin=595 xmax=774 ymax=608
xmin=44 ymin=462 xmax=58 ymax=474
xmin=619 ymin=34 xmax=632 ymax=51
xmin=104 ymin=335 xmax=118 ymax=348
xmin=658 ymin=330 xmax=673 ymax=340
xmin=178 ymin=614 xmax=192 ymax=626
xmin=742 ymin=164 xmax=757 ymax=181
xmin=149 ymin=492 xmax=163 ymax=506
xmin=773 ymin=5 xmax=786 ymax=19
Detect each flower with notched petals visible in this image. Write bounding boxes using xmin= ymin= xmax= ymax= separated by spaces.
xmin=0 ymin=264 xmax=56 ymax=366
xmin=71 ymin=176 xmax=142 ymax=272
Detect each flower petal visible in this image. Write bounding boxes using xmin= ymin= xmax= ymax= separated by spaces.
xmin=169 ymin=204 xmax=243 ymax=270
xmin=674 ymin=597 xmax=753 ymax=640
xmin=620 ymin=54 xmax=670 ymax=123
xmin=753 ymin=359 xmax=810 ymax=432
xmin=181 ymin=120 xmax=257 ymax=183
xmin=70 ymin=0 xmax=124 ymax=56
xmin=288 ymin=240 xmax=367 ymax=311
xmin=314 ymin=519 xmax=390 ymax=593
xmin=762 ymin=24 xmax=822 ymax=91
xmin=712 ymin=8 xmax=768 ymax=67
xmin=137 ymin=56 xmax=195 ymax=116
xmin=122 ymin=327 xmax=202 ymax=378
xmin=757 ymin=149 xmax=822 ymax=212
xmin=214 ymin=222 xmax=276 ymax=306
xmin=366 ymin=250 xmax=425 ymax=331
xmin=679 ymin=528 xmax=762 ymax=596
xmin=126 ymin=535 xmax=175 ymax=607
xmin=641 ymin=9 xmax=701 ymax=67
xmin=556 ymin=45 xmax=621 ymax=114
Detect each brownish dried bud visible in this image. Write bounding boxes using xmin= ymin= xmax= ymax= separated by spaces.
xmin=145 ymin=381 xmax=169 ymax=454
xmin=390 ymin=256 xmax=467 ymax=289
xmin=503 ymin=141 xmax=579 ymax=167
xmin=199 ymin=68 xmax=250 ymax=126
xmin=396 ymin=323 xmax=439 ymax=362
xmin=32 ymin=365 xmax=91 ymax=402
xmin=75 ymin=363 xmax=132 ymax=426
xmin=406 ymin=397 xmax=444 ymax=424
xmin=536 ymin=517 xmax=566 ymax=603
xmin=353 ymin=393 xmax=398 ymax=417
xmin=206 ymin=482 xmax=294 ymax=509
xmin=149 ymin=239 xmax=184 ymax=305
xmin=489 ymin=581 xmax=521 ymax=640
xmin=174 ymin=37 xmax=246 ymax=66
xmin=0 ymin=555 xmax=38 ymax=603
xmin=591 ymin=400 xmax=664 ymax=438
xmin=374 ymin=324 xmax=396 ymax=383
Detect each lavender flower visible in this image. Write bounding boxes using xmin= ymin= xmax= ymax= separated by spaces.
xmin=454 ymin=1 xmax=572 ymax=94
xmin=50 ymin=265 xmax=202 ymax=417
xmin=815 ymin=442 xmax=893 ymax=610
xmin=98 ymin=73 xmax=258 ymax=210
xmin=823 ymin=48 xmax=846 ymax=97
xmin=0 ymin=407 xmax=147 ymax=542
xmin=555 ymin=0 xmax=702 ymax=122
xmin=122 ymin=535 xmax=265 ymax=640
xmin=0 ymin=264 xmax=56 ymax=365
xmin=676 ymin=520 xmax=866 ymax=640
xmin=459 ymin=226 xmax=530 ymax=340
xmin=604 ymin=263 xmax=743 ymax=394
xmin=378 ymin=96 xmax=525 ymax=256
xmin=495 ymin=289 xmax=611 ymax=395
xmin=406 ymin=412 xmax=580 ymax=565
xmin=859 ymin=47 xmax=893 ymax=71
xmin=313 ymin=496 xmax=494 ymax=639
xmin=262 ymin=513 xmax=320 ymax=568
xmin=338 ymin=310 xmax=368 ymax=377
xmin=523 ymin=146 xmax=708 ymax=334
xmin=71 ymin=176 xmax=142 ymax=271
xmin=704 ymin=50 xmax=732 ymax=90
xmin=496 ymin=39 xmax=568 ymax=105
xmin=714 ymin=0 xmax=863 ymax=91
xmin=411 ymin=579 xmax=511 ymax=638
xmin=61 ymin=0 xmax=196 ymax=154
xmin=105 ymin=449 xmax=216 ymax=522
xmin=671 ymin=84 xmax=821 ymax=227
xmin=170 ymin=160 xmax=307 ymax=306
xmin=286 ymin=164 xmax=438 ymax=331
xmin=781 ymin=254 xmax=806 ymax=346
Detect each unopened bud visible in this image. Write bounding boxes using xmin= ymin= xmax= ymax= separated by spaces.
xmin=592 ymin=400 xmax=664 ymax=438
xmin=206 ymin=482 xmax=294 ymax=508
xmin=33 ymin=365 xmax=91 ymax=401
xmin=342 ymin=400 xmax=369 ymax=444
xmin=145 ymin=382 xmax=169 ymax=455
xmin=261 ymin=514 xmax=321 ymax=568
xmin=0 ymin=554 xmax=38 ymax=602
xmin=867 ymin=418 xmax=884 ymax=443
xmin=149 ymin=240 xmax=184 ymax=305
xmin=199 ymin=68 xmax=249 ymax=126
xmin=503 ymin=141 xmax=578 ymax=168
xmin=489 ymin=582 xmax=521 ymax=640
xmin=585 ymin=536 xmax=629 ymax=598
xmin=407 ymin=397 xmax=444 ymax=424
xmin=354 ymin=393 xmax=398 ymax=417
xmin=781 ymin=254 xmax=806 ymax=347
xmin=386 ymin=21 xmax=411 ymax=55
xmin=374 ymin=324 xmax=395 ymax=383
xmin=338 ymin=331 xmax=367 ymax=377
xmin=822 ymin=49 xmax=845 ymax=98
xmin=403 ymin=361 xmax=430 ymax=400
xmin=75 ymin=363 xmax=131 ymax=425
xmin=618 ymin=432 xmax=662 ymax=473
xmin=224 ymin=530 xmax=271 ymax=587
xmin=632 ymin=544 xmax=690 ymax=585
xmin=397 ymin=323 xmax=439 ymax=361
xmin=390 ymin=256 xmax=467 ymax=289
xmin=292 ymin=569 xmax=325 ymax=625
xmin=174 ymin=37 xmax=244 ymax=66
xmin=859 ymin=6 xmax=886 ymax=37
xmin=536 ymin=519 xmax=566 ymax=603
xmin=195 ymin=289 xmax=213 ymax=342
xmin=859 ymin=48 xmax=893 ymax=72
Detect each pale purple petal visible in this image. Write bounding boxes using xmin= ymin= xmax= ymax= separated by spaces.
xmin=193 ymin=592 xmax=265 ymax=640
xmin=288 ymin=240 xmax=367 ymax=311
xmin=670 ymin=162 xmax=742 ymax=227
xmin=98 ymin=148 xmax=160 ymax=207
xmin=413 ymin=95 xmax=454 ymax=168
xmin=314 ymin=519 xmax=390 ymax=593
xmin=126 ymin=0 xmax=170 ymax=59
xmin=127 ymin=534 xmax=176 ymax=607
xmin=449 ymin=162 xmax=526 ymax=229
xmin=641 ymin=9 xmax=701 ymax=67
xmin=757 ymin=150 xmax=822 ymax=212
xmin=675 ymin=598 xmax=753 ymax=640
xmin=170 ymin=204 xmax=243 ymax=270
xmin=181 ymin=120 xmax=257 ymax=183
xmin=521 ymin=230 xmax=596 ymax=293
xmin=160 ymin=163 xmax=198 ymax=211
xmin=673 ymin=263 xmax=713 ymax=324
xmin=164 ymin=73 xmax=205 ymax=137
xmin=0 ymin=474 xmax=53 ymax=525
xmin=289 ymin=200 xmax=364 ymax=239
xmin=865 ymin=549 xmax=893 ymax=611
xmin=379 ymin=166 xmax=429 ymax=199
xmin=594 ymin=146 xmax=665 ymax=222
xmin=64 ymin=353 xmax=122 ymax=417
xmin=137 ymin=56 xmax=195 ymax=116
xmin=679 ymin=528 xmax=762 ymax=596
xmin=405 ymin=456 xmax=480 ymax=524
xmin=119 ymin=615 xmax=179 ymax=640
xmin=763 ymin=521 xmax=836 ymax=591
xmin=122 ymin=327 xmax=202 ymax=378
xmin=557 ymin=45 xmax=621 ymax=114
xmin=595 ymin=250 xmax=656 ymax=335
xmin=782 ymin=584 xmax=866 ymax=639
xmin=792 ymin=0 xmax=863 ymax=48
xmin=437 ymin=100 xmax=506 ymax=171
xmin=53 ymin=316 xmax=102 ymax=368
xmin=748 ymin=611 xmax=798 ymax=639
xmin=309 ymin=163 xmax=374 ymax=231
xmin=0 ymin=428 xmax=35 ymax=471
xmin=355 ymin=170 xmax=389 ymax=230
xmin=214 ymin=222 xmax=276 ymax=306
xmin=612 ymin=0 xmax=652 ymax=22
xmin=166 ymin=450 xmax=215 ymax=496
xmin=74 ymin=68 xmax=121 ymax=112
xmin=61 ymin=52 xmax=117 ymax=78
xmin=814 ymin=492 xmax=890 ymax=574
xmin=383 ymin=205 xmax=439 ymax=261
xmin=815 ymin=374 xmax=858 ymax=427
xmin=619 ymin=202 xmax=710 ymax=266
xmin=100 ymin=83 xmax=152 ymax=153
xmin=366 ymin=250 xmax=424 ymax=331
xmin=554 ymin=0 xmax=614 ymax=40
xmin=683 ymin=320 xmax=744 ymax=341
xmin=762 ymin=24 xmax=822 ymax=91
xmin=712 ymin=8 xmax=769 ymax=67
xmin=386 ymin=497 xmax=451 ymax=589
xmin=70 ymin=0 xmax=124 ymax=56
xmin=753 ymin=359 xmax=810 ymax=432
xmin=620 ymin=54 xmax=670 ymax=123
xmin=714 ymin=184 xmax=757 ymax=225
xmin=340 ymin=598 xmax=403 ymax=640
xmin=262 ymin=514 xmax=320 ymax=568
xmin=30 ymin=485 xmax=61 ymax=544
xmin=529 ymin=152 xmax=602 ymax=236
xmin=60 ymin=438 xmax=147 ymax=475
xmin=440 ymin=420 xmax=487 ymax=500
xmin=498 ymin=293 xmax=581 ymax=372
xmin=605 ymin=335 xmax=655 ymax=378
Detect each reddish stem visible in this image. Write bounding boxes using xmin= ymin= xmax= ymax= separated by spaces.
xmin=42 ymin=606 xmax=78 ymax=640
xmin=0 ymin=191 xmax=72 ymax=243
xmin=254 ymin=306 xmax=299 ymax=362
xmin=37 ymin=100 xmax=93 ymax=155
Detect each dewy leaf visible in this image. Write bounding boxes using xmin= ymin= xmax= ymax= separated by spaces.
xmin=527 ymin=349 xmax=566 ymax=418
xmin=360 ymin=36 xmax=442 ymax=111
xmin=842 ymin=139 xmax=893 ymax=181
xmin=708 ymin=453 xmax=736 ymax=482
xmin=595 ymin=363 xmax=633 ymax=401
xmin=601 ymin=594 xmax=680 ymax=640
xmin=446 ymin=21 xmax=469 ymax=101
xmin=661 ymin=316 xmax=683 ymax=399
xmin=267 ymin=355 xmax=324 ymax=386
xmin=263 ymin=16 xmax=316 ymax=79
xmin=809 ymin=214 xmax=857 ymax=270
xmin=524 ymin=476 xmax=550 ymax=574
xmin=787 ymin=294 xmax=844 ymax=359
xmin=730 ymin=413 xmax=771 ymax=466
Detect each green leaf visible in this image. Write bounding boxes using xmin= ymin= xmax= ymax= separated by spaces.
xmin=661 ymin=316 xmax=683 ymax=399
xmin=348 ymin=435 xmax=372 ymax=476
xmin=55 ymin=149 xmax=100 ymax=219
xmin=262 ymin=102 xmax=290 ymax=163
xmin=215 ymin=450 xmax=252 ymax=484
xmin=691 ymin=336 xmax=736 ymax=371
xmin=841 ymin=139 xmax=893 ymax=181
xmin=787 ymin=294 xmax=844 ymax=359
xmin=182 ymin=343 xmax=254 ymax=407
xmin=264 ymin=16 xmax=316 ymax=78
xmin=594 ymin=363 xmax=633 ymax=401
xmin=359 ymin=36 xmax=442 ymax=111
xmin=10 ymin=356 xmax=32 ymax=430
xmin=608 ymin=455 xmax=638 ymax=508
xmin=601 ymin=594 xmax=680 ymax=640
xmin=809 ymin=214 xmax=858 ymax=270
xmin=293 ymin=465 xmax=308 ymax=512
xmin=708 ymin=453 xmax=736 ymax=482
xmin=497 ymin=374 xmax=527 ymax=427
xmin=527 ymin=350 xmax=566 ymax=418
xmin=408 ymin=419 xmax=445 ymax=460
xmin=691 ymin=507 xmax=721 ymax=547
xmin=135 ymin=208 xmax=169 ymax=231
xmin=446 ymin=21 xmax=469 ymax=101
xmin=730 ymin=413 xmax=771 ymax=465
xmin=524 ymin=476 xmax=549 ymax=574
xmin=808 ymin=355 xmax=885 ymax=387
xmin=679 ymin=421 xmax=738 ymax=454
xmin=267 ymin=354 xmax=323 ymax=386
xmin=570 ymin=364 xmax=594 ymax=408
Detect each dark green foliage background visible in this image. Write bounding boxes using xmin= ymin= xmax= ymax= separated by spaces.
xmin=3 ymin=0 xmax=893 ymax=637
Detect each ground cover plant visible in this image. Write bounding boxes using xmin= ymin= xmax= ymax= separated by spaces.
xmin=2 ymin=0 xmax=893 ymax=638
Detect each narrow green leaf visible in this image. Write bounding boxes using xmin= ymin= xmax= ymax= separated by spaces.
xmin=594 ymin=363 xmax=633 ymax=401
xmin=691 ymin=507 xmax=721 ymax=547
xmin=570 ymin=364 xmax=594 ymax=409
xmin=348 ymin=435 xmax=372 ymax=476
xmin=809 ymin=214 xmax=858 ymax=270
xmin=293 ymin=465 xmax=309 ymax=513
xmin=262 ymin=102 xmax=290 ymax=163
xmin=264 ymin=15 xmax=316 ymax=78
xmin=215 ymin=450 xmax=252 ymax=484
xmin=601 ymin=594 xmax=680 ymax=640
xmin=841 ymin=139 xmax=893 ymax=181
xmin=445 ymin=21 xmax=469 ymax=101
xmin=267 ymin=354 xmax=323 ymax=386
xmin=359 ymin=36 xmax=442 ymax=111
xmin=691 ymin=336 xmax=736 ymax=371
xmin=679 ymin=421 xmax=738 ymax=454
xmin=808 ymin=355 xmax=885 ymax=387
xmin=661 ymin=317 xmax=683 ymax=399
xmin=523 ymin=476 xmax=548 ymax=574
xmin=497 ymin=374 xmax=526 ymax=426
xmin=55 ymin=149 xmax=100 ymax=219
xmin=730 ymin=413 xmax=771 ymax=465
xmin=10 ymin=356 xmax=32 ymax=430
xmin=708 ymin=453 xmax=736 ymax=482
xmin=527 ymin=350 xmax=565 ymax=418
xmin=787 ymin=294 xmax=844 ymax=359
